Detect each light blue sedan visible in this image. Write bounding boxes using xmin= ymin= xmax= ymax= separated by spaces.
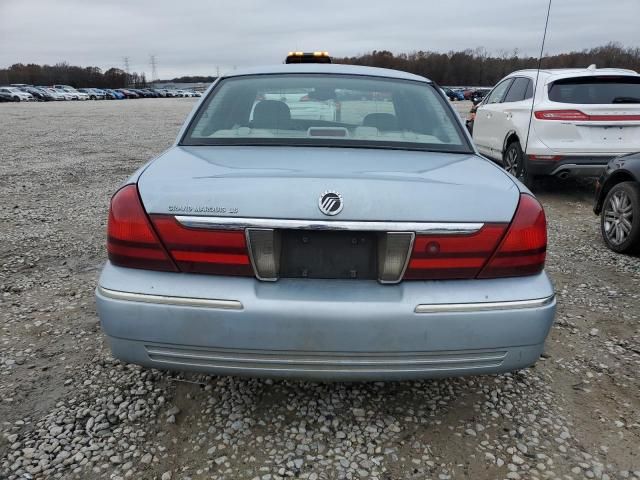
xmin=96 ymin=62 xmax=555 ymax=381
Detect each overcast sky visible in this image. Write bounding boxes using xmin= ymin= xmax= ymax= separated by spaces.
xmin=1 ymin=0 xmax=638 ymax=79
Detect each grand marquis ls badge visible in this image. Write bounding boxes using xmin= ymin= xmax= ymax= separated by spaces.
xmin=318 ymin=191 xmax=343 ymax=216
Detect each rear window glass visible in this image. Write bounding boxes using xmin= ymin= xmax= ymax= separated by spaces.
xmin=182 ymin=74 xmax=471 ymax=153
xmin=548 ymin=76 xmax=640 ymax=104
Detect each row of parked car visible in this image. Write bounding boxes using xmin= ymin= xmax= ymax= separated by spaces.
xmin=442 ymin=86 xmax=491 ymax=103
xmin=0 ymin=84 xmax=202 ymax=102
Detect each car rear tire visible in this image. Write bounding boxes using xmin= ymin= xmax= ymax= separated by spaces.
xmin=601 ymin=181 xmax=640 ymax=254
xmin=504 ymin=141 xmax=535 ymax=189
xmin=13 ymin=96 xmax=20 ymax=102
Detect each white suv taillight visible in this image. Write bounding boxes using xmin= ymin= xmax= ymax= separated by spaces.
xmin=534 ymin=109 xmax=590 ymax=121
xmin=535 ymin=109 xmax=640 ymax=121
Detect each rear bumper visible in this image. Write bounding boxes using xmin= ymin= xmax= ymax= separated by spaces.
xmin=96 ymin=263 xmax=556 ymax=381
xmin=527 ymin=155 xmax=614 ymax=177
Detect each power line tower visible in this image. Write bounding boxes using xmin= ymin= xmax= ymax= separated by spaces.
xmin=150 ymin=55 xmax=158 ymax=83
xmin=123 ymin=57 xmax=131 ymax=87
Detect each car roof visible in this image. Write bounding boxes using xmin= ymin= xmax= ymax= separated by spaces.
xmin=507 ymin=67 xmax=639 ymax=82
xmin=222 ymin=63 xmax=431 ymax=83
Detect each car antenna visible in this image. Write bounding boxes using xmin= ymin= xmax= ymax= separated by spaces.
xmin=523 ymin=0 xmax=553 ymax=167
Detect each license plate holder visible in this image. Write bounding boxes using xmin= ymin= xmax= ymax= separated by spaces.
xmin=279 ymin=230 xmax=378 ymax=280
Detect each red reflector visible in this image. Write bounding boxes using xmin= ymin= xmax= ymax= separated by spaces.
xmin=535 ymin=110 xmax=640 ymax=121
xmin=150 ymin=216 xmax=253 ymax=276
xmin=528 ymin=155 xmax=563 ymax=161
xmin=478 ymin=194 xmax=547 ymax=278
xmin=107 ymin=185 xmax=177 ymax=271
xmin=404 ymin=224 xmax=508 ymax=280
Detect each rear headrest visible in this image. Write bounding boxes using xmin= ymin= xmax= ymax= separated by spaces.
xmin=252 ymin=100 xmax=291 ymax=129
xmin=362 ymin=113 xmax=398 ymax=131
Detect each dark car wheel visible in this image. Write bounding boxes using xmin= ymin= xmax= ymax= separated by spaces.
xmin=504 ymin=141 xmax=535 ymax=189
xmin=601 ymin=181 xmax=640 ymax=254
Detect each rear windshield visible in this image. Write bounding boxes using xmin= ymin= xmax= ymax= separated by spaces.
xmin=548 ymin=75 xmax=640 ymax=104
xmin=181 ymin=74 xmax=471 ymax=153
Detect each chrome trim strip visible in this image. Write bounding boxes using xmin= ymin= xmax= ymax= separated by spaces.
xmin=176 ymin=216 xmax=483 ymax=235
xmin=97 ymin=286 xmax=243 ymax=310
xmin=144 ymin=358 xmax=503 ymax=374
xmin=146 ymin=347 xmax=507 ymax=366
xmin=414 ymin=295 xmax=555 ymax=314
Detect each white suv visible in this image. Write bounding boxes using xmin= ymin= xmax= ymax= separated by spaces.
xmin=472 ymin=66 xmax=640 ymax=184
xmin=53 ymin=85 xmax=90 ymax=100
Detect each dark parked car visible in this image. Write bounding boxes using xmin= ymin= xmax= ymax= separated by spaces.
xmin=140 ymin=89 xmax=159 ymax=98
xmin=463 ymin=88 xmax=489 ymax=102
xmin=21 ymin=86 xmax=55 ymax=101
xmin=443 ymin=88 xmax=464 ymax=101
xmin=101 ymin=89 xmax=117 ymax=99
xmin=129 ymin=88 xmax=153 ymax=98
xmin=117 ymin=89 xmax=139 ymax=99
xmin=594 ymin=152 xmax=640 ymax=253
xmin=105 ymin=89 xmax=125 ymax=99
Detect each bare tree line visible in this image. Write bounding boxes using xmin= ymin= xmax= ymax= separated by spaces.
xmin=1 ymin=43 xmax=639 ymax=88
xmin=0 ymin=62 xmax=147 ymax=88
xmin=336 ymin=43 xmax=640 ymax=86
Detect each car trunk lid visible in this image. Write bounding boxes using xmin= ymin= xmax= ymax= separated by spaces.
xmin=137 ymin=146 xmax=519 ymax=223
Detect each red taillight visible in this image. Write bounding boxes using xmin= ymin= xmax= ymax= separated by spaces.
xmin=403 ymin=194 xmax=547 ymax=281
xmin=107 ymin=185 xmax=177 ymax=271
xmin=404 ymin=224 xmax=508 ymax=280
xmin=478 ymin=194 xmax=547 ymax=278
xmin=107 ymin=186 xmax=252 ymax=276
xmin=150 ymin=216 xmax=253 ymax=276
xmin=534 ymin=109 xmax=590 ymax=121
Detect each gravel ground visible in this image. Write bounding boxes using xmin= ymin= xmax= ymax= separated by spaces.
xmin=1 ymin=99 xmax=639 ymax=480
